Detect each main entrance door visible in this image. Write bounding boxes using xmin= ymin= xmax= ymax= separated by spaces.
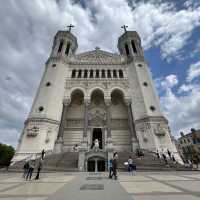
xmin=87 ymin=157 xmax=106 ymax=172
xmin=92 ymin=128 xmax=103 ymax=149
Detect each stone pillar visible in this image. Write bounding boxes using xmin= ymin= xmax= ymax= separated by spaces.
xmin=125 ymin=100 xmax=139 ymax=152
xmin=54 ymin=98 xmax=70 ymax=153
xmin=105 ymin=99 xmax=113 ymax=151
xmin=83 ymin=99 xmax=90 ymax=140
xmin=95 ymin=159 xmax=98 ymax=172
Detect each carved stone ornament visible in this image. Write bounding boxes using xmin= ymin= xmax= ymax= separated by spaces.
xmin=155 ymin=123 xmax=167 ymax=136
xmin=27 ymin=126 xmax=39 ymax=137
xmin=88 ymin=108 xmax=106 ymax=127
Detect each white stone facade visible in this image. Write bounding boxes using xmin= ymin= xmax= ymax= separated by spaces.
xmin=13 ymin=30 xmax=182 ymax=166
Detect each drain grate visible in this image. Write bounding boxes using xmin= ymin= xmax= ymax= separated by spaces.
xmin=80 ymin=184 xmax=104 ymax=190
xmin=86 ymin=177 xmax=102 ymax=180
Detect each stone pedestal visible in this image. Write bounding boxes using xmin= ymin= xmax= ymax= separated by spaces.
xmin=53 ymin=137 xmax=63 ymax=153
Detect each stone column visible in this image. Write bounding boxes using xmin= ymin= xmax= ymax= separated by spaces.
xmin=54 ymin=98 xmax=70 ymax=153
xmin=125 ymin=100 xmax=139 ymax=152
xmin=83 ymin=99 xmax=90 ymax=139
xmin=105 ymin=99 xmax=113 ymax=151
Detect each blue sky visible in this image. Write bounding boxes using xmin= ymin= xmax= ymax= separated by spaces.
xmin=0 ymin=0 xmax=200 ymax=147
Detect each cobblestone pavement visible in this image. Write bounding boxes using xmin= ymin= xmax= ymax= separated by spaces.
xmin=0 ymin=171 xmax=199 ymax=200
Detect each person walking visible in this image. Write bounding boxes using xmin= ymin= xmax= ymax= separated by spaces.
xmin=41 ymin=149 xmax=45 ymax=160
xmin=112 ymin=153 xmax=118 ymax=180
xmin=26 ymin=160 xmax=35 ymax=181
xmin=23 ymin=161 xmax=29 ymax=178
xmin=35 ymin=159 xmax=43 ymax=180
xmin=128 ymin=156 xmax=134 ymax=176
xmin=108 ymin=158 xmax=113 ymax=179
xmin=162 ymin=153 xmax=168 ymax=164
xmin=167 ymin=149 xmax=171 ymax=159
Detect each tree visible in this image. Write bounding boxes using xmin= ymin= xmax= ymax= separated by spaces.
xmin=0 ymin=143 xmax=15 ymax=168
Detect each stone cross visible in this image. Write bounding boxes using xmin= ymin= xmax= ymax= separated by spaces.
xmin=67 ymin=24 xmax=75 ymax=32
xmin=121 ymin=25 xmax=128 ymax=33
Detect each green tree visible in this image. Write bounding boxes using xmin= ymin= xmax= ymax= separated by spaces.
xmin=0 ymin=143 xmax=15 ymax=168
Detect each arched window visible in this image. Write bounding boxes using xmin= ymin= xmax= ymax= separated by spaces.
xmin=113 ymin=70 xmax=117 ymax=78
xmin=131 ymin=40 xmax=137 ymax=54
xmin=90 ymin=70 xmax=94 ymax=78
xmin=58 ymin=40 xmax=64 ymax=53
xmin=102 ymin=70 xmax=105 ymax=78
xmin=119 ymin=70 xmax=124 ymax=78
xmin=96 ymin=70 xmax=99 ymax=78
xmin=107 ymin=70 xmax=111 ymax=78
xmin=125 ymin=43 xmax=129 ymax=56
xmin=84 ymin=70 xmax=88 ymax=78
xmin=77 ymin=70 xmax=82 ymax=78
xmin=65 ymin=42 xmax=71 ymax=55
xmin=71 ymin=69 xmax=76 ymax=78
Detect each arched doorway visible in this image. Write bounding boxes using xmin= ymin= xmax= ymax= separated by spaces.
xmin=87 ymin=156 xmax=106 ymax=172
xmin=91 ymin=128 xmax=103 ymax=149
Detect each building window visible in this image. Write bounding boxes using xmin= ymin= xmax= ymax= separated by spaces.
xmin=65 ymin=42 xmax=70 ymax=55
xmin=125 ymin=43 xmax=129 ymax=56
xmin=107 ymin=70 xmax=111 ymax=78
xmin=96 ymin=70 xmax=100 ymax=78
xmin=52 ymin=64 xmax=56 ymax=67
xmin=102 ymin=70 xmax=105 ymax=78
xmin=84 ymin=70 xmax=88 ymax=78
xmin=138 ymin=64 xmax=143 ymax=67
xmin=143 ymin=82 xmax=148 ymax=86
xmin=119 ymin=70 xmax=124 ymax=78
xmin=131 ymin=40 xmax=137 ymax=54
xmin=38 ymin=106 xmax=44 ymax=112
xmin=150 ymin=106 xmax=156 ymax=112
xmin=77 ymin=70 xmax=82 ymax=78
xmin=71 ymin=70 xmax=76 ymax=78
xmin=46 ymin=82 xmax=51 ymax=87
xmin=113 ymin=70 xmax=117 ymax=78
xmin=58 ymin=40 xmax=64 ymax=53
xmin=90 ymin=70 xmax=94 ymax=78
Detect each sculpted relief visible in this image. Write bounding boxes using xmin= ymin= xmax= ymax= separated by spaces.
xmin=88 ymin=107 xmax=107 ymax=127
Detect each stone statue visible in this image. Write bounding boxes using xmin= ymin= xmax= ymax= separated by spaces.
xmin=93 ymin=139 xmax=99 ymax=152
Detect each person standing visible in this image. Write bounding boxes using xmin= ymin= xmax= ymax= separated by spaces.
xmin=128 ymin=156 xmax=133 ymax=176
xmin=156 ymin=150 xmax=160 ymax=159
xmin=108 ymin=158 xmax=113 ymax=179
xmin=35 ymin=159 xmax=43 ymax=180
xmin=112 ymin=153 xmax=118 ymax=180
xmin=162 ymin=153 xmax=168 ymax=164
xmin=23 ymin=161 xmax=29 ymax=178
xmin=26 ymin=160 xmax=35 ymax=181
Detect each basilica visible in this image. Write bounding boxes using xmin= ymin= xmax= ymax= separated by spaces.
xmin=13 ymin=26 xmax=182 ymax=171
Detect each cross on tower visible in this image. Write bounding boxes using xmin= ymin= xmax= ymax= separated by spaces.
xmin=67 ymin=24 xmax=75 ymax=32
xmin=121 ymin=25 xmax=128 ymax=33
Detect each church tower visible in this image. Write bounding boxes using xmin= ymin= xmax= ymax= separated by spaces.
xmin=118 ymin=29 xmax=180 ymax=161
xmin=14 ymin=28 xmax=78 ymax=160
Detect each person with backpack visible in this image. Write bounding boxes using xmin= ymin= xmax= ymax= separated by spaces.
xmin=26 ymin=160 xmax=35 ymax=181
xmin=23 ymin=161 xmax=29 ymax=178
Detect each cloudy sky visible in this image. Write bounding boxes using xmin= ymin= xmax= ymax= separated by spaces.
xmin=0 ymin=0 xmax=200 ymax=147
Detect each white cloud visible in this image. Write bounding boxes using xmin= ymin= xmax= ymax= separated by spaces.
xmin=159 ymin=77 xmax=200 ymax=138
xmin=160 ymin=74 xmax=178 ymax=89
xmin=187 ymin=60 xmax=200 ymax=82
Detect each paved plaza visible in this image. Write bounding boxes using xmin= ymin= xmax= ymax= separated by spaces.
xmin=0 ymin=171 xmax=200 ymax=200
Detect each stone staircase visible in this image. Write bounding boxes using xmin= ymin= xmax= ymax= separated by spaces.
xmin=10 ymin=152 xmax=79 ymax=172
xmin=117 ymin=150 xmax=189 ymax=171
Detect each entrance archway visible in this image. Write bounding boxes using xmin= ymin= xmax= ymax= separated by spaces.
xmin=87 ymin=157 xmax=106 ymax=172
